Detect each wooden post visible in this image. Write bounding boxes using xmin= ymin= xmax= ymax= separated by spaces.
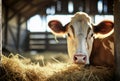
xmin=114 ymin=0 xmax=120 ymax=81
xmin=16 ymin=15 xmax=21 ymax=52
xmin=4 ymin=3 xmax=8 ymax=47
xmin=0 ymin=0 xmax=2 ymax=61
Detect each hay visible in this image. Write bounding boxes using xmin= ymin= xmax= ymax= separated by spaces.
xmin=0 ymin=54 xmax=114 ymax=81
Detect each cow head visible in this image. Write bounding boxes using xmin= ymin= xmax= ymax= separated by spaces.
xmin=48 ymin=12 xmax=114 ymax=65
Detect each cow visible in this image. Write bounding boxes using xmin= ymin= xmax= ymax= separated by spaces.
xmin=48 ymin=12 xmax=114 ymax=67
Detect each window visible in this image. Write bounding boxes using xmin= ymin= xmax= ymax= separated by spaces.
xmin=97 ymin=0 xmax=103 ymax=13
xmin=95 ymin=15 xmax=114 ymax=24
xmin=68 ymin=1 xmax=74 ymax=13
xmin=27 ymin=15 xmax=46 ymax=32
xmin=27 ymin=14 xmax=113 ymax=32
xmin=46 ymin=15 xmax=73 ymax=31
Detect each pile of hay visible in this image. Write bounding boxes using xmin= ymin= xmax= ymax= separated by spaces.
xmin=0 ymin=54 xmax=114 ymax=81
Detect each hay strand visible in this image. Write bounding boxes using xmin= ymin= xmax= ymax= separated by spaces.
xmin=0 ymin=54 xmax=114 ymax=81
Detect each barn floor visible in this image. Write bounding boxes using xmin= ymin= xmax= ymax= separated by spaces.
xmin=0 ymin=51 xmax=115 ymax=81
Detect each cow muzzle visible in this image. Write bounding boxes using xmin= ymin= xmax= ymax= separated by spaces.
xmin=73 ymin=54 xmax=87 ymax=64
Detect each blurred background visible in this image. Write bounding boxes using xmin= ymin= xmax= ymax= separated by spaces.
xmin=2 ymin=0 xmax=114 ymax=63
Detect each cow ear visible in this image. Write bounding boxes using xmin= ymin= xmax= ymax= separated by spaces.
xmin=93 ymin=21 xmax=114 ymax=34
xmin=48 ymin=20 xmax=66 ymax=34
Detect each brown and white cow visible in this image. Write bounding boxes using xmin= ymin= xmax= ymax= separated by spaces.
xmin=48 ymin=12 xmax=114 ymax=67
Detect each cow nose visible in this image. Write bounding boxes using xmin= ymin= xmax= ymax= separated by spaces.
xmin=73 ymin=54 xmax=87 ymax=64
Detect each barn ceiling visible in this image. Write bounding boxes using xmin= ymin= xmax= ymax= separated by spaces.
xmin=3 ymin=0 xmax=56 ymax=20
xmin=2 ymin=0 xmax=113 ymax=22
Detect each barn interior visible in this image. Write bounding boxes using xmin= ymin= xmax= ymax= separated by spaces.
xmin=1 ymin=0 xmax=118 ymax=81
xmin=2 ymin=0 xmax=113 ymax=55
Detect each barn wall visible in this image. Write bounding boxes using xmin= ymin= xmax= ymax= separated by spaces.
xmin=8 ymin=16 xmax=17 ymax=27
xmin=21 ymin=21 xmax=27 ymax=30
xmin=2 ymin=8 xmax=29 ymax=53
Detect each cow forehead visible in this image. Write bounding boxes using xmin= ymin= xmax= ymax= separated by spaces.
xmin=71 ymin=12 xmax=91 ymax=25
xmin=69 ymin=12 xmax=92 ymax=36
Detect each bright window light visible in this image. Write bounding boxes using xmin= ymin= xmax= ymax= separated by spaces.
xmin=27 ymin=14 xmax=73 ymax=32
xmin=27 ymin=14 xmax=113 ymax=32
xmin=97 ymin=0 xmax=103 ymax=13
xmin=68 ymin=1 xmax=74 ymax=13
xmin=46 ymin=6 xmax=55 ymax=15
xmin=95 ymin=15 xmax=114 ymax=24
xmin=46 ymin=15 xmax=73 ymax=31
xmin=27 ymin=15 xmax=46 ymax=32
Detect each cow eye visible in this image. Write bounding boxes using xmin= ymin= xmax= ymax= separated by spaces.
xmin=68 ymin=33 xmax=70 ymax=37
xmin=91 ymin=33 xmax=93 ymax=37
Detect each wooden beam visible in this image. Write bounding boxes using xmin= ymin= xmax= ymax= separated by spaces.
xmin=85 ymin=0 xmax=90 ymax=13
xmin=21 ymin=5 xmax=38 ymax=17
xmin=25 ymin=0 xmax=54 ymax=6
xmin=16 ymin=15 xmax=21 ymax=52
xmin=107 ymin=0 xmax=113 ymax=14
xmin=20 ymin=17 xmax=29 ymax=25
xmin=8 ymin=2 xmax=28 ymax=21
xmin=7 ymin=26 xmax=17 ymax=47
xmin=114 ymin=0 xmax=120 ymax=81
xmin=4 ymin=4 xmax=8 ymax=46
xmin=2 ymin=0 xmax=18 ymax=15
xmin=3 ymin=0 xmax=25 ymax=17
xmin=25 ymin=0 xmax=35 ymax=6
xmin=89 ymin=0 xmax=98 ymax=14
xmin=9 ymin=0 xmax=19 ymax=7
xmin=8 ymin=0 xmax=25 ymax=7
xmin=2 ymin=1 xmax=29 ymax=27
xmin=0 ymin=0 xmax=2 ymax=55
xmin=23 ymin=1 xmax=55 ymax=18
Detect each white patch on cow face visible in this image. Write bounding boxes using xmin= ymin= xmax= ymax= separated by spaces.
xmin=67 ymin=12 xmax=94 ymax=64
xmin=109 ymin=41 xmax=114 ymax=55
xmin=102 ymin=40 xmax=114 ymax=56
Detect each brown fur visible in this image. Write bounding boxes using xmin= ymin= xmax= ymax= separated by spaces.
xmin=90 ymin=33 xmax=114 ymax=67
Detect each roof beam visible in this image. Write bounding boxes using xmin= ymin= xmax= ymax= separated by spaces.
xmin=9 ymin=0 xmax=19 ymax=6
xmin=3 ymin=0 xmax=21 ymax=16
xmin=23 ymin=0 xmax=55 ymax=18
xmin=8 ymin=2 xmax=28 ymax=21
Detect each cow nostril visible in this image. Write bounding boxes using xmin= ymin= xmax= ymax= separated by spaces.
xmin=83 ymin=56 xmax=86 ymax=61
xmin=74 ymin=56 xmax=77 ymax=61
